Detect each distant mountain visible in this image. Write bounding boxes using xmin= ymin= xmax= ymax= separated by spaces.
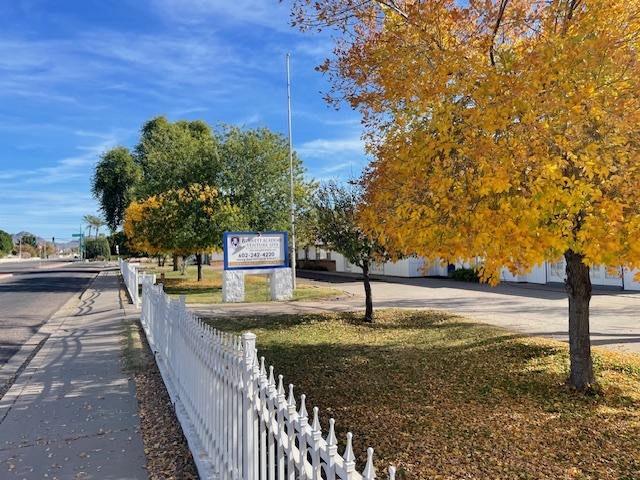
xmin=11 ymin=231 xmax=46 ymax=245
xmin=10 ymin=231 xmax=79 ymax=252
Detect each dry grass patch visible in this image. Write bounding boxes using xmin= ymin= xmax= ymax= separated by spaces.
xmin=206 ymin=309 xmax=640 ymax=480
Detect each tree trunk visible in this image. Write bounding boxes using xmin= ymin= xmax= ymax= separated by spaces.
xmin=196 ymin=253 xmax=203 ymax=282
xmin=564 ymin=249 xmax=595 ymax=390
xmin=173 ymin=254 xmax=181 ymax=272
xmin=362 ymin=262 xmax=373 ymax=322
xmin=181 ymin=256 xmax=188 ymax=276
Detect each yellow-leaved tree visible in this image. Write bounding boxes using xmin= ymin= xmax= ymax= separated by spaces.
xmin=123 ymin=196 xmax=165 ymax=257
xmin=124 ymin=184 xmax=243 ymax=281
xmin=290 ymin=0 xmax=640 ymax=391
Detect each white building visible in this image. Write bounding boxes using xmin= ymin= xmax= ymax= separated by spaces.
xmin=297 ymin=245 xmax=640 ymax=291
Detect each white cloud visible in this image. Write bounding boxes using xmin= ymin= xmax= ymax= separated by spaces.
xmin=168 ymin=106 xmax=210 ymax=117
xmin=0 ymin=171 xmax=25 ymax=180
xmin=308 ymin=160 xmax=368 ymax=183
xmin=297 ymin=137 xmax=365 ymax=158
xmin=234 ymin=113 xmax=262 ymax=126
xmin=296 ymin=136 xmax=369 ymax=181
xmin=150 ymin=0 xmax=293 ymax=31
xmin=0 ymin=194 xmax=101 ymax=240
xmin=0 ymin=30 xmax=244 ymax=106
xmin=295 ymin=109 xmax=361 ymax=127
xmin=0 ymin=131 xmax=125 ymax=189
xmin=292 ymin=36 xmax=335 ymax=60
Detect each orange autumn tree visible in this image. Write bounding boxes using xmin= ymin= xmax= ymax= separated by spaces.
xmin=290 ymin=0 xmax=640 ymax=391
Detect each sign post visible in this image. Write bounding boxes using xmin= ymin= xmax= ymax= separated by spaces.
xmin=72 ymin=232 xmax=83 ymax=260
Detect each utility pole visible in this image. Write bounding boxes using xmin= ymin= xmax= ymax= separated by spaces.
xmin=286 ymin=53 xmax=297 ymax=290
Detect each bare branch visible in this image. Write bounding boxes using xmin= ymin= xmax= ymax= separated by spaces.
xmin=490 ymin=0 xmax=510 ymax=67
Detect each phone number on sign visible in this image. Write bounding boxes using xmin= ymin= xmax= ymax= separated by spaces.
xmin=236 ymin=252 xmax=277 ymax=259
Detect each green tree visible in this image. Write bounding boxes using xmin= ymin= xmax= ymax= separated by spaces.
xmin=311 ymin=179 xmax=391 ymax=322
xmin=92 ymin=116 xmax=315 ymax=274
xmin=295 ymin=204 xmax=320 ymax=252
xmin=132 ymin=116 xmax=222 ymax=271
xmin=107 ymin=231 xmax=131 ymax=257
xmin=134 ymin=116 xmax=220 ymax=199
xmin=94 ymin=218 xmax=106 ymax=237
xmin=0 ymin=230 xmax=12 ymax=257
xmin=85 ymin=237 xmax=111 ymax=260
xmin=21 ymin=234 xmax=37 ymax=249
xmin=92 ymin=146 xmax=142 ymax=231
xmin=215 ymin=124 xmax=312 ymax=233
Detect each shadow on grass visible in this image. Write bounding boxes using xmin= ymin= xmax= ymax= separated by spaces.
xmin=205 ymin=310 xmax=639 ymax=410
xmin=207 ymin=309 xmax=482 ymax=332
xmin=261 ymin=340 xmax=565 ymax=404
xmin=165 ymin=285 xmax=222 ymax=296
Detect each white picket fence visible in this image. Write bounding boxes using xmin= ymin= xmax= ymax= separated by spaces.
xmin=119 ymin=258 xmax=141 ymax=307
xmin=119 ymin=258 xmax=156 ymax=308
xmin=123 ymin=269 xmax=395 ymax=480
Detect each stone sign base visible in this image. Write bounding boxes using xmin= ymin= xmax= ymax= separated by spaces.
xmin=222 ymin=268 xmax=293 ymax=302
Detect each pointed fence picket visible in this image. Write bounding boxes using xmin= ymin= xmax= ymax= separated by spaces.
xmin=131 ymin=273 xmax=395 ymax=480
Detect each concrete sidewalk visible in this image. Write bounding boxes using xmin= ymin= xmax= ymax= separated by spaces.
xmin=0 ymin=267 xmax=147 ymax=479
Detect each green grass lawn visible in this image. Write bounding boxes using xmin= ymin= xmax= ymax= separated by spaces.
xmin=204 ymin=309 xmax=640 ymax=480
xmin=136 ymin=263 xmax=344 ymax=303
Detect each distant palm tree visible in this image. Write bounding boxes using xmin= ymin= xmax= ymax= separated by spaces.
xmin=83 ymin=214 xmax=106 ymax=238
xmin=83 ymin=215 xmax=94 ymax=238
xmin=94 ymin=218 xmax=106 ymax=237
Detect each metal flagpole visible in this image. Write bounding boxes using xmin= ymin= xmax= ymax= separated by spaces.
xmin=286 ymin=53 xmax=297 ymax=290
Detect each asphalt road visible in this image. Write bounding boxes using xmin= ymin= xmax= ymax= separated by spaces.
xmin=0 ymin=259 xmax=101 ymax=366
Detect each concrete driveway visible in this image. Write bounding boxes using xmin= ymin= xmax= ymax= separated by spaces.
xmin=299 ymin=273 xmax=640 ymax=354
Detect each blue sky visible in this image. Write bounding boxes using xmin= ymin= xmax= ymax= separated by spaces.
xmin=0 ymin=0 xmax=367 ymax=244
